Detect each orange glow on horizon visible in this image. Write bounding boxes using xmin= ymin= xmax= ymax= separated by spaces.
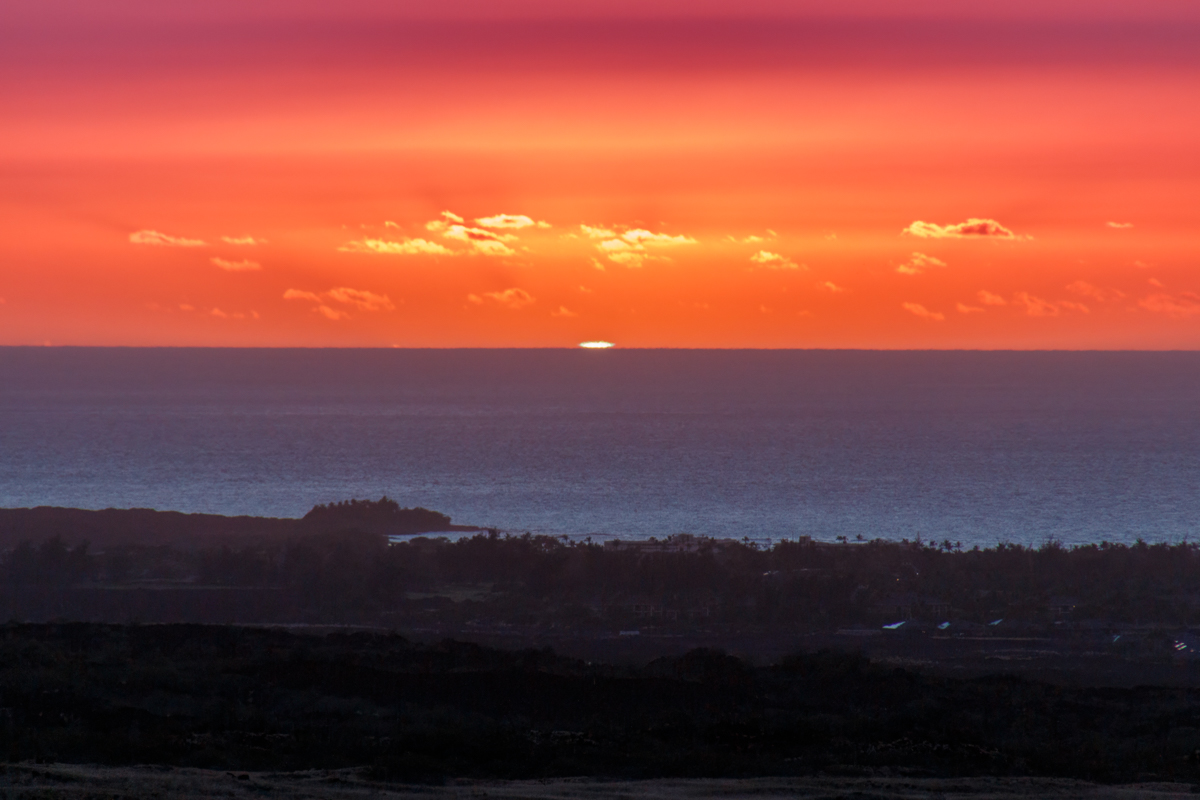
xmin=2 ymin=8 xmax=1198 ymax=348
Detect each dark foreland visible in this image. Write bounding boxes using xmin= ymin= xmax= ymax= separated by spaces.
xmin=7 ymin=501 xmax=1200 ymax=790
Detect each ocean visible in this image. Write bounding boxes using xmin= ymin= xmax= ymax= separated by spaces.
xmin=1 ymin=347 xmax=1198 ymax=547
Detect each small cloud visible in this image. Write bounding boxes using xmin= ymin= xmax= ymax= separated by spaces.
xmin=384 ymin=221 xmax=401 ymax=229
xmin=581 ymin=224 xmax=618 ymax=239
xmin=326 ymin=287 xmax=395 ymax=312
xmin=1059 ymin=301 xmax=1090 ymax=313
xmin=1106 ymin=221 xmax=1134 ymax=229
xmin=317 ymin=305 xmax=350 ymax=320
xmin=210 ymin=257 xmax=261 ymax=272
xmin=1149 ymin=278 xmax=1165 ymax=288
xmin=220 ymin=235 xmax=266 ymax=245
xmin=750 ymin=250 xmax=801 ymax=270
xmin=1133 ymin=260 xmax=1150 ymax=269
xmin=824 ymin=232 xmax=837 ymax=241
xmin=742 ymin=235 xmax=764 ymax=243
xmin=578 ymin=286 xmax=593 ymax=293
xmin=339 ymin=238 xmax=453 ymax=255
xmin=1140 ymin=293 xmax=1200 ymax=317
xmin=179 ymin=303 xmax=194 ymax=312
xmin=210 ymin=308 xmax=228 ymax=318
xmin=1066 ymin=280 xmax=1124 ymax=302
xmin=606 ymin=252 xmax=646 ymax=267
xmin=820 ymin=281 xmax=845 ymax=293
xmin=902 ymin=302 xmax=944 ymax=321
xmin=957 ymin=303 xmax=984 ymax=314
xmin=470 ymin=287 xmax=535 ymax=309
xmin=978 ymin=290 xmax=1007 ymax=306
xmin=1014 ymin=292 xmax=1059 ymax=316
xmin=903 ymin=218 xmax=1022 ymax=240
xmin=621 ymin=229 xmax=695 ymax=246
xmin=129 ymin=230 xmax=206 ymax=247
xmin=476 ymin=214 xmax=549 ymax=229
xmin=551 ymin=306 xmax=578 ymax=317
xmin=443 ymin=225 xmax=518 ymax=256
xmin=285 ymin=286 xmax=394 ymax=316
xmin=896 ymin=252 xmax=947 ymax=276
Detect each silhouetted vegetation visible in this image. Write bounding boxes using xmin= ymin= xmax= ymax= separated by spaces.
xmin=4 ymin=623 xmax=1200 ymax=782
xmin=5 ymin=505 xmax=1200 ymax=635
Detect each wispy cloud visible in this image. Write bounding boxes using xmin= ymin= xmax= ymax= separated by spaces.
xmin=442 ymin=225 xmax=517 ymax=256
xmin=896 ymin=252 xmax=946 ymax=276
xmin=978 ymin=290 xmax=1007 ymax=306
xmin=1059 ymin=301 xmax=1090 ymax=313
xmin=210 ymin=257 xmax=261 ymax=272
xmin=220 ymin=235 xmax=266 ymax=246
xmin=587 ymin=225 xmax=696 ymax=266
xmin=338 ymin=238 xmax=453 ymax=255
xmin=1066 ymin=280 xmax=1124 ymax=302
xmin=581 ymin=224 xmax=618 ymax=239
xmin=468 ymin=288 xmax=535 ymax=309
xmin=476 ymin=214 xmax=550 ymax=229
xmin=1106 ymin=221 xmax=1134 ymax=229
xmin=902 ymin=302 xmax=944 ymax=321
xmin=1014 ymin=292 xmax=1059 ymax=316
xmin=956 ymin=303 xmax=984 ymax=314
xmin=316 ymin=305 xmax=350 ymax=321
xmin=284 ymin=286 xmax=395 ymax=318
xmin=903 ymin=218 xmax=1022 ymax=240
xmin=326 ymin=287 xmax=395 ymax=312
xmin=551 ymin=306 xmax=578 ymax=317
xmin=1140 ymin=293 xmax=1200 ymax=317
xmin=749 ymin=250 xmax=801 ymax=270
xmin=820 ymin=281 xmax=845 ymax=293
xmin=129 ymin=230 xmax=206 ymax=247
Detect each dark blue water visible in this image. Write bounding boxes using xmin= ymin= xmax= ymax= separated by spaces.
xmin=1 ymin=348 xmax=1198 ymax=546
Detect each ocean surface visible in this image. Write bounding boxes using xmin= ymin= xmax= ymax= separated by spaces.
xmin=1 ymin=348 xmax=1199 ymax=547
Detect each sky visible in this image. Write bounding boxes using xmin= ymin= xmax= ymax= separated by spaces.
xmin=2 ymin=0 xmax=1199 ymax=348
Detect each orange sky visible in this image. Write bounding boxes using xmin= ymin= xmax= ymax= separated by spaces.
xmin=2 ymin=2 xmax=1199 ymax=348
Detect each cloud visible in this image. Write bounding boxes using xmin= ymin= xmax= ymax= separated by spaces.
xmin=210 ymin=257 xmax=261 ymax=272
xmin=1140 ymin=293 xmax=1200 ymax=317
xmin=1106 ymin=221 xmax=1134 ymax=229
xmin=588 ymin=226 xmax=695 ymax=266
xmin=220 ymin=235 xmax=266 ymax=246
xmin=621 ymin=229 xmax=696 ymax=246
xmin=285 ymin=286 xmax=395 ymax=318
xmin=442 ymin=225 xmax=518 ymax=256
xmin=978 ymin=290 xmax=1007 ymax=306
xmin=468 ymin=288 xmax=535 ymax=309
xmin=896 ymin=252 xmax=947 ymax=276
xmin=1149 ymin=278 xmax=1165 ymax=288
xmin=956 ymin=303 xmax=984 ymax=314
xmin=749 ymin=250 xmax=801 ymax=270
xmin=903 ymin=218 xmax=1021 ymax=239
xmin=326 ymin=287 xmax=395 ymax=312
xmin=821 ymin=281 xmax=845 ymax=293
xmin=1133 ymin=260 xmax=1150 ymax=269
xmin=338 ymin=238 xmax=453 ymax=255
xmin=551 ymin=306 xmax=578 ymax=317
xmin=129 ymin=230 xmax=206 ymax=247
xmin=476 ymin=214 xmax=549 ymax=229
xmin=1014 ymin=292 xmax=1059 ymax=316
xmin=1059 ymin=301 xmax=1090 ymax=313
xmin=317 ymin=305 xmax=350 ymax=321
xmin=902 ymin=302 xmax=944 ymax=321
xmin=606 ymin=252 xmax=647 ymax=267
xmin=1066 ymin=280 xmax=1124 ymax=302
